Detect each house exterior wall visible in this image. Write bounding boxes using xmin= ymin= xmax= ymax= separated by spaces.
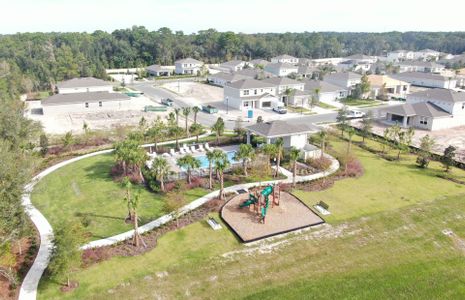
xmin=265 ymin=65 xmax=298 ymax=77
xmin=271 ymin=57 xmax=299 ymax=64
xmin=400 ymin=77 xmax=456 ymax=89
xmin=276 ymin=83 xmax=305 ymax=94
xmin=283 ymin=134 xmax=307 ymax=149
xmin=224 ymin=85 xmax=278 ymax=110
xmin=58 ymin=86 xmax=113 ymax=94
xmin=175 ymin=62 xmax=202 ymax=75
xmin=43 ymin=100 xmax=132 ymax=115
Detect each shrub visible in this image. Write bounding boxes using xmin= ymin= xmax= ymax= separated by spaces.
xmin=340 ymin=156 xmax=364 ymax=178
xmin=306 ymin=157 xmax=332 ymax=171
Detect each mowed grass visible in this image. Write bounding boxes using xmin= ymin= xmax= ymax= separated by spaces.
xmin=294 ymin=134 xmax=465 ymax=222
xmin=31 ymin=154 xmax=209 ymax=241
xmin=36 ymin=135 xmax=465 ymax=299
xmin=341 ymin=98 xmax=383 ymax=107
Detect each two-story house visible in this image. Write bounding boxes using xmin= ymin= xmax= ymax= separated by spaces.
xmin=270 ymin=54 xmax=299 ymax=65
xmin=262 ymin=77 xmax=304 ymax=105
xmin=223 ymin=79 xmax=281 ymax=110
xmin=264 ymin=63 xmax=299 ymax=77
xmin=175 ymin=58 xmax=203 ymax=75
xmin=391 ymin=72 xmax=457 ymax=89
xmin=323 ymin=72 xmax=362 ymax=94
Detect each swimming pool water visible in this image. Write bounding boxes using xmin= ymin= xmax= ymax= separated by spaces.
xmin=195 ymin=151 xmax=238 ymax=169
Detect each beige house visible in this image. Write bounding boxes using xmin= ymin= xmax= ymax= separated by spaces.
xmin=367 ymin=75 xmax=410 ymax=99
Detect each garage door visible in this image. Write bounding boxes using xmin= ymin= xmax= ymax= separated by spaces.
xmin=262 ymin=101 xmax=271 ymax=108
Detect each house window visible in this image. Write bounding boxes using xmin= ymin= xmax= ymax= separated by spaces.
xmin=85 ymin=102 xmax=89 ymax=108
xmin=254 ymin=89 xmax=258 ymax=95
xmin=462 ymin=103 xmax=465 ymax=110
xmin=243 ymin=101 xmax=249 ymax=107
xmin=419 ymin=117 xmax=428 ymax=125
xmin=243 ymin=90 xmax=249 ymax=96
xmin=99 ymin=101 xmax=102 ymax=107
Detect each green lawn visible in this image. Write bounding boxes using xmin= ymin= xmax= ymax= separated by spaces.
xmin=341 ymin=98 xmax=383 ymax=107
xmin=31 ymin=154 xmax=209 ymax=241
xmin=316 ymin=101 xmax=338 ymax=110
xmin=36 ymin=135 xmax=465 ymax=299
xmin=286 ymin=106 xmax=316 ymax=115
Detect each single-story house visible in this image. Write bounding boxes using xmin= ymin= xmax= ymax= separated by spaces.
xmin=300 ymin=79 xmax=349 ymax=103
xmin=367 ymin=75 xmax=410 ymax=99
xmin=246 ymin=120 xmax=318 ymax=157
xmin=41 ymin=91 xmax=131 ymax=115
xmin=175 ymin=58 xmax=203 ymax=75
xmin=207 ymin=72 xmax=248 ymax=87
xmin=264 ymin=62 xmax=299 ymax=77
xmin=224 ymin=79 xmax=281 ymax=110
xmin=391 ymin=72 xmax=457 ymax=89
xmin=270 ymin=54 xmax=299 ymax=65
xmin=56 ymin=77 xmax=113 ymax=94
xmin=146 ymin=64 xmax=172 ymax=77
xmin=382 ymin=88 xmax=465 ymax=130
xmin=219 ymin=60 xmax=247 ymax=72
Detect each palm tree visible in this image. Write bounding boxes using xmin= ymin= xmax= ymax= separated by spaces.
xmin=122 ymin=176 xmax=134 ymax=222
xmin=234 ymin=144 xmax=255 ymax=176
xmin=192 ymin=106 xmax=201 ymax=124
xmin=318 ymin=130 xmax=327 ymax=158
xmin=177 ymin=154 xmax=201 ymax=184
xmin=206 ymin=150 xmax=216 ymax=189
xmin=214 ymin=152 xmax=230 ymax=200
xmin=211 ymin=117 xmax=225 ymax=145
xmin=174 ymin=108 xmax=181 ymax=126
xmin=283 ymin=88 xmax=295 ymax=106
xmin=166 ymin=112 xmax=176 ymax=127
xmin=147 ymin=117 xmax=165 ymax=151
xmin=262 ymin=143 xmax=277 ymax=174
xmin=151 ymin=157 xmax=171 ymax=192
xmin=346 ymin=127 xmax=356 ymax=154
xmin=129 ymin=191 xmax=143 ymax=247
xmin=288 ymin=147 xmax=301 ymax=187
xmin=274 ymin=138 xmax=284 ymax=177
xmin=189 ymin=123 xmax=203 ymax=143
xmin=182 ymin=107 xmax=191 ymax=135
xmin=114 ymin=138 xmax=147 ymax=179
xmin=169 ymin=126 xmax=184 ymax=150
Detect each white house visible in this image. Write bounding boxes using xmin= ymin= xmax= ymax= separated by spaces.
xmin=146 ymin=64 xmax=172 ymax=77
xmin=386 ymin=50 xmax=415 ymax=62
xmin=42 ymin=91 xmax=131 ymax=116
xmin=264 ymin=63 xmax=299 ymax=77
xmin=395 ymin=61 xmax=445 ymax=73
xmin=392 ymin=72 xmax=457 ymax=89
xmin=56 ymin=77 xmax=113 ymax=94
xmin=219 ymin=60 xmax=246 ymax=72
xmin=223 ymin=79 xmax=281 ymax=110
xmin=323 ymin=72 xmax=362 ymax=91
xmin=262 ymin=77 xmax=304 ymax=104
xmin=174 ymin=58 xmax=203 ymax=75
xmin=413 ymin=49 xmax=441 ymax=61
xmin=270 ymin=54 xmax=299 ymax=65
xmin=207 ymin=72 xmax=249 ymax=87
xmin=382 ymin=89 xmax=465 ymax=130
xmin=300 ymin=79 xmax=349 ymax=103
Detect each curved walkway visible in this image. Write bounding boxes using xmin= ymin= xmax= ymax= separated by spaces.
xmin=19 ymin=139 xmax=338 ymax=300
xmin=18 ymin=132 xmax=211 ymax=300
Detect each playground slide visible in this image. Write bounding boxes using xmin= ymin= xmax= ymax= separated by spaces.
xmin=239 ymin=185 xmax=274 ymax=219
xmin=239 ymin=194 xmax=258 ymax=208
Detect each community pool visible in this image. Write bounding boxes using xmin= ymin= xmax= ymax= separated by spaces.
xmin=195 ymin=151 xmax=238 ymax=169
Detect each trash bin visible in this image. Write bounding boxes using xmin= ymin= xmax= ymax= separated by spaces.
xmin=247 ymin=109 xmax=253 ymax=119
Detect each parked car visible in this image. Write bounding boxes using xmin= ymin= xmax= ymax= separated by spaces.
xmin=273 ymin=107 xmax=287 ymax=114
xmin=347 ymin=110 xmax=365 ymax=119
xmin=161 ymin=98 xmax=174 ymax=106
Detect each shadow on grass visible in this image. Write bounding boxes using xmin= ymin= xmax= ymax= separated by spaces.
xmin=83 ymin=158 xmax=114 ymax=182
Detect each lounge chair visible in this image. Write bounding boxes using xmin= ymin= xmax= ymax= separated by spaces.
xmin=190 ymin=145 xmax=197 ymax=153
xmin=169 ymin=148 xmax=176 ymax=156
xmin=205 ymin=143 xmax=213 ymax=151
xmin=183 ymin=145 xmax=192 ymax=153
xmin=179 ymin=148 xmax=186 ymax=155
xmin=198 ymin=144 xmax=205 ymax=152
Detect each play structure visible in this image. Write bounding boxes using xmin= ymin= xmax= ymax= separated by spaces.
xmin=239 ymin=184 xmax=281 ymax=224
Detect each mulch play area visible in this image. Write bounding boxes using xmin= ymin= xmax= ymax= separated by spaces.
xmin=221 ymin=189 xmax=324 ymax=243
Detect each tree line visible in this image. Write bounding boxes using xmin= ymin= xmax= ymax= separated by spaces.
xmin=1 ymin=27 xmax=465 ymax=94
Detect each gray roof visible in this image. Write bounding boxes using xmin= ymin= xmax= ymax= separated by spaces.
xmin=42 ymin=92 xmax=130 ymax=106
xmin=209 ymin=72 xmax=248 ymax=82
xmin=249 ymin=59 xmax=270 ymax=66
xmin=408 ymin=88 xmax=465 ymax=103
xmin=298 ymin=65 xmax=318 ymax=74
xmin=225 ymin=79 xmax=275 ymax=89
xmin=246 ymin=120 xmax=315 ymax=138
xmin=265 ymin=62 xmax=298 ymax=70
xmin=56 ymin=77 xmax=111 ymax=89
xmin=235 ymin=68 xmax=275 ymax=79
xmin=392 ymin=72 xmax=451 ymax=81
xmin=220 ymin=60 xmax=245 ymax=67
xmin=324 ymin=72 xmax=362 ymax=82
xmin=303 ymin=79 xmax=347 ymax=93
xmin=384 ymin=102 xmax=450 ymax=118
xmin=175 ymin=57 xmax=203 ymax=64
xmin=262 ymin=77 xmax=303 ymax=86
xmin=146 ymin=64 xmax=171 ymax=72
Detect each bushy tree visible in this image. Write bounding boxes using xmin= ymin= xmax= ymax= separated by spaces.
xmin=416 ymin=135 xmax=435 ymax=168
xmin=442 ymin=145 xmax=456 ymax=172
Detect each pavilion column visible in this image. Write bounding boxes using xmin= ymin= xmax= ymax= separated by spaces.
xmin=403 ymin=116 xmax=408 ymax=127
xmin=246 ymin=131 xmax=251 ymax=144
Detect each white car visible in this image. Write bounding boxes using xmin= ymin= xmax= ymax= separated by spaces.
xmin=347 ymin=110 xmax=365 ymax=119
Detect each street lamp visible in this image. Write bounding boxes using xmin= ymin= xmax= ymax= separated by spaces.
xmin=226 ymin=97 xmax=229 ymax=114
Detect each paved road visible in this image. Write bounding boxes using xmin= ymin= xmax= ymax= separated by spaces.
xmin=130 ymin=81 xmax=386 ymax=131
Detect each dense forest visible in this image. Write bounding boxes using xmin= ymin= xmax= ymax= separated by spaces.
xmin=1 ymin=27 xmax=465 ymax=95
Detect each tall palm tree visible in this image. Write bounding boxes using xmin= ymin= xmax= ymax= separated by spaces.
xmin=177 ymin=154 xmax=201 ymax=184
xmin=288 ymin=147 xmax=301 ymax=187
xmin=211 ymin=117 xmax=225 ymax=145
xmin=174 ymin=107 xmax=181 ymax=126
xmin=189 ymin=123 xmax=203 ymax=143
xmin=130 ymin=191 xmax=143 ymax=247
xmin=182 ymin=107 xmax=191 ymax=135
xmin=274 ymin=138 xmax=284 ymax=177
xmin=346 ymin=127 xmax=356 ymax=154
xmin=262 ymin=143 xmax=277 ymax=174
xmin=192 ymin=106 xmax=200 ymax=124
xmin=318 ymin=130 xmax=327 ymax=158
xmin=214 ymin=152 xmax=230 ymax=200
xmin=169 ymin=126 xmax=184 ymax=150
xmin=147 ymin=117 xmax=165 ymax=151
xmin=122 ymin=176 xmax=134 ymax=222
xmin=151 ymin=157 xmax=171 ymax=192
xmin=206 ymin=149 xmax=224 ymax=189
xmin=234 ymin=144 xmax=255 ymax=176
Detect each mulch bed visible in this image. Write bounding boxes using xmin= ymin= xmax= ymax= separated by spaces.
xmin=82 ymin=198 xmax=226 ymax=268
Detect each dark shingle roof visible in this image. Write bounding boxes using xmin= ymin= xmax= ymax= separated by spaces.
xmin=42 ymin=92 xmax=130 ymax=106
xmin=175 ymin=57 xmax=203 ymax=64
xmin=225 ymin=79 xmax=275 ymax=89
xmin=246 ymin=120 xmax=315 ymax=137
xmin=146 ymin=64 xmax=171 ymax=72
xmin=56 ymin=77 xmax=111 ymax=89
xmin=383 ymin=102 xmax=451 ymax=118
xmin=262 ymin=77 xmax=302 ymax=86
xmin=324 ymin=72 xmax=362 ymax=82
xmin=303 ymin=79 xmax=347 ymax=93
xmin=408 ymin=88 xmax=465 ymax=103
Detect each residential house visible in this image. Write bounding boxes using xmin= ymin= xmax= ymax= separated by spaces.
xmin=262 ymin=77 xmax=305 ymax=104
xmin=395 ymin=61 xmax=445 ymax=73
xmin=264 ymin=62 xmax=299 ymax=77
xmin=391 ymin=72 xmax=457 ymax=89
xmin=270 ymin=54 xmax=299 ymax=65
xmin=207 ymin=72 xmax=249 ymax=87
xmin=174 ymin=58 xmax=203 ymax=75
xmin=219 ymin=60 xmax=246 ymax=72
xmin=146 ymin=64 xmax=172 ymax=77
xmin=299 ymin=79 xmax=348 ymax=104
xmin=297 ymin=65 xmax=319 ymax=79
xmin=382 ymin=89 xmax=465 ymax=130
xmin=386 ymin=50 xmax=415 ymax=62
xmin=235 ymin=68 xmax=275 ymax=80
xmin=413 ymin=49 xmax=441 ymax=61
xmin=367 ymin=75 xmax=410 ymax=99
xmin=42 ymin=92 xmax=131 ymax=115
xmin=323 ymin=72 xmax=362 ymax=93
xmin=56 ymin=77 xmax=113 ymax=94
xmin=224 ymin=79 xmax=280 ymax=110
xmin=248 ymin=59 xmax=270 ymax=68
xmin=310 ymin=57 xmax=345 ymax=66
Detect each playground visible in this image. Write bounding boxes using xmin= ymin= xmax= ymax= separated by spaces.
xmin=221 ymin=186 xmax=324 ymax=243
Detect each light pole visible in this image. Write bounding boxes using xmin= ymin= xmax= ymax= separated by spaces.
xmin=226 ymin=97 xmax=229 ymax=114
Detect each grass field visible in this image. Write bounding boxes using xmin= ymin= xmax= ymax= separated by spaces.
xmin=341 ymin=98 xmax=383 ymax=107
xmin=286 ymin=106 xmax=316 ymax=115
xmin=31 ymin=153 xmax=210 ymax=241
xmin=316 ymin=101 xmax=338 ymax=110
xmin=36 ymin=135 xmax=465 ymax=299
